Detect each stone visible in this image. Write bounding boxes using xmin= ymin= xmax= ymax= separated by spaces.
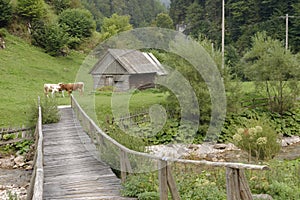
xmin=25 ymin=165 xmax=33 ymax=170
xmin=0 ymin=158 xmax=14 ymax=168
xmin=26 ymin=160 xmax=33 ymax=166
xmin=213 ymin=143 xmax=227 ymax=149
xmin=14 ymin=155 xmax=24 ymax=166
xmin=253 ymin=194 xmax=273 ymax=200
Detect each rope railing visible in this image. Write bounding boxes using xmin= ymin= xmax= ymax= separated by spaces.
xmin=27 ymin=97 xmax=44 ymax=200
xmin=71 ymin=95 xmax=270 ymax=200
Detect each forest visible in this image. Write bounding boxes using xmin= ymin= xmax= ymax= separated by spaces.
xmin=170 ymin=0 xmax=300 ymax=54
xmin=1 ymin=0 xmax=299 ymax=56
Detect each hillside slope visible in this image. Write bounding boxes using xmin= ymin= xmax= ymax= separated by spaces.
xmin=0 ymin=33 xmax=85 ymax=126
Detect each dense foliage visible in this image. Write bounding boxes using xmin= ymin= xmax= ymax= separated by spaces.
xmin=58 ymin=8 xmax=95 ymax=39
xmin=81 ymin=0 xmax=166 ymax=29
xmin=169 ymin=0 xmax=300 ymax=54
xmin=31 ymin=21 xmax=69 ymax=55
xmin=100 ymin=13 xmax=133 ymax=40
xmin=17 ymin=0 xmax=46 ymax=20
xmin=0 ymin=0 xmax=12 ymax=27
xmin=242 ymin=32 xmax=300 ymax=114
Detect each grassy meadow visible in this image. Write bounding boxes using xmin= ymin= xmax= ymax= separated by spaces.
xmin=0 ymin=33 xmax=85 ymax=127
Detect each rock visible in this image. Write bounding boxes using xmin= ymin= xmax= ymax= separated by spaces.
xmin=26 ymin=160 xmax=33 ymax=165
xmin=281 ymin=136 xmax=300 ymax=147
xmin=213 ymin=143 xmax=227 ymax=149
xmin=10 ymin=155 xmax=15 ymax=161
xmin=0 ymin=158 xmax=14 ymax=168
xmin=14 ymin=155 xmax=25 ymax=166
xmin=25 ymin=165 xmax=33 ymax=170
xmin=253 ymin=194 xmax=273 ymax=200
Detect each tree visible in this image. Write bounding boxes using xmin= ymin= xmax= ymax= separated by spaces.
xmin=17 ymin=0 xmax=46 ymax=20
xmin=100 ymin=13 xmax=132 ymax=40
xmin=31 ymin=21 xmax=69 ymax=56
xmin=50 ymin=0 xmax=71 ymax=14
xmin=0 ymin=0 xmax=12 ymax=27
xmin=58 ymin=8 xmax=95 ymax=39
xmin=154 ymin=13 xmax=174 ymax=29
xmin=242 ymin=32 xmax=300 ymax=114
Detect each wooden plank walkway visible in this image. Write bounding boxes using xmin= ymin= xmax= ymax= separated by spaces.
xmin=43 ymin=106 xmax=134 ymax=200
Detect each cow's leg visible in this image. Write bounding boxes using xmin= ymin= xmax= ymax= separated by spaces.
xmin=51 ymin=90 xmax=55 ymax=98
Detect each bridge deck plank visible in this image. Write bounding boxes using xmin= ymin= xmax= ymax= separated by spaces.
xmin=43 ymin=106 xmax=134 ymax=200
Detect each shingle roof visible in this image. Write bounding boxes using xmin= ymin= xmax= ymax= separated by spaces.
xmin=91 ymin=49 xmax=167 ymax=75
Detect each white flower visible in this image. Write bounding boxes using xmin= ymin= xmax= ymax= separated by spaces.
xmin=256 ymin=137 xmax=267 ymax=145
xmin=249 ymin=127 xmax=257 ymax=136
xmin=233 ymin=134 xmax=242 ymax=142
xmin=255 ymin=126 xmax=263 ymax=133
xmin=237 ymin=128 xmax=244 ymax=134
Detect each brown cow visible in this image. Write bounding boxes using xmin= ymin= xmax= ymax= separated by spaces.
xmin=59 ymin=82 xmax=84 ymax=96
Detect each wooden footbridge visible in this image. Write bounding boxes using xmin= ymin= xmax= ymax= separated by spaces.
xmin=27 ymin=95 xmax=271 ymax=200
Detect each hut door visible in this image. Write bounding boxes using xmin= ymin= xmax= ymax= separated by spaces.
xmin=105 ymin=76 xmax=114 ymax=86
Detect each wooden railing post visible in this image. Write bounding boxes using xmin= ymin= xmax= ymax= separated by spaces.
xmin=159 ymin=160 xmax=168 ymax=200
xmin=120 ymin=150 xmax=133 ymax=183
xmin=226 ymin=167 xmax=253 ymax=200
xmin=166 ymin=165 xmax=180 ymax=200
xmin=120 ymin=150 xmax=127 ymax=183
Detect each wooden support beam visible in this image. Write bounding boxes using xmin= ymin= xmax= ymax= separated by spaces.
xmin=167 ymin=165 xmax=181 ymax=200
xmin=159 ymin=160 xmax=168 ymax=200
xmin=226 ymin=167 xmax=253 ymax=200
xmin=120 ymin=150 xmax=127 ymax=183
xmin=239 ymin=169 xmax=253 ymax=200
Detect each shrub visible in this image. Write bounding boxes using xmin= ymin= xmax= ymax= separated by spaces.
xmin=231 ymin=118 xmax=281 ymax=161
xmin=121 ymin=172 xmax=158 ymax=197
xmin=27 ymin=98 xmax=60 ymax=126
xmin=137 ymin=192 xmax=160 ymax=200
xmin=0 ymin=0 xmax=13 ymax=27
xmin=31 ymin=20 xmax=69 ymax=56
xmin=17 ymin=0 xmax=46 ymax=20
xmin=58 ymin=8 xmax=95 ymax=39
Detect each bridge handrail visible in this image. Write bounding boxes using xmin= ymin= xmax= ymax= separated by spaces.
xmin=71 ymin=94 xmax=270 ymax=200
xmin=27 ymin=97 xmax=44 ymax=200
xmin=70 ymin=95 xmax=268 ymax=171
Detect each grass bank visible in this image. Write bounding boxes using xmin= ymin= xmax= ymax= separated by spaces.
xmin=0 ymin=32 xmax=85 ymax=126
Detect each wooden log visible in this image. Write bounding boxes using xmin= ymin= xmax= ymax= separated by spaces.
xmin=239 ymin=169 xmax=253 ymax=200
xmin=167 ymin=165 xmax=180 ymax=200
xmin=226 ymin=167 xmax=239 ymax=200
xmin=159 ymin=160 xmax=168 ymax=200
xmin=226 ymin=167 xmax=253 ymax=200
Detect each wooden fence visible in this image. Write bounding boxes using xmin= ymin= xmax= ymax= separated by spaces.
xmin=71 ymin=95 xmax=270 ymax=200
xmin=0 ymin=126 xmax=34 ymax=146
xmin=107 ymin=107 xmax=179 ymax=127
xmin=27 ymin=97 xmax=44 ymax=200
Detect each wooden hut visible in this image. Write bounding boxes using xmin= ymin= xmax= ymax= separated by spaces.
xmin=90 ymin=49 xmax=167 ymax=91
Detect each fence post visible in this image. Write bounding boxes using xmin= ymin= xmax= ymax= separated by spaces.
xmin=159 ymin=160 xmax=168 ymax=200
xmin=166 ymin=164 xmax=180 ymax=200
xmin=226 ymin=167 xmax=253 ymax=200
xmin=120 ymin=149 xmax=127 ymax=183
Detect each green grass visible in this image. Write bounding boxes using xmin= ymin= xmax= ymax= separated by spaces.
xmin=0 ymin=32 xmax=85 ymax=126
xmin=94 ymin=90 xmax=168 ymax=127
